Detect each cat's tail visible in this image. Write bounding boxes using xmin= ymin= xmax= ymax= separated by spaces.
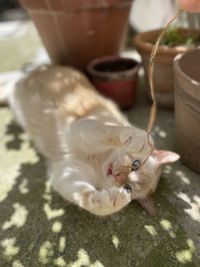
xmin=0 ymin=86 xmax=10 ymax=105
xmin=0 ymin=71 xmax=24 ymax=105
xmin=0 ymin=71 xmax=27 ymax=128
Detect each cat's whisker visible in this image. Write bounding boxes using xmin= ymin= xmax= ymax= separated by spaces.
xmin=140 ymin=135 xmax=154 ymax=167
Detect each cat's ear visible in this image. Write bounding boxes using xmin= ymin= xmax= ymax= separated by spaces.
xmin=137 ymin=196 xmax=156 ymax=216
xmin=152 ymin=150 xmax=180 ymax=166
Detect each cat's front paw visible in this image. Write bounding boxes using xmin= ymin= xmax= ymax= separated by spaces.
xmin=88 ymin=187 xmax=131 ymax=216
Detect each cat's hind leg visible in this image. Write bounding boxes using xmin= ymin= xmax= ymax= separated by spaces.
xmin=69 ymin=119 xmax=152 ymax=157
xmin=7 ymin=80 xmax=27 ymax=129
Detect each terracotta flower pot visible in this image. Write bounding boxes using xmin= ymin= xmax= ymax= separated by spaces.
xmin=174 ymin=48 xmax=200 ymax=173
xmin=134 ymin=28 xmax=200 ymax=108
xmin=87 ymin=55 xmax=140 ymax=109
xmin=20 ymin=0 xmax=133 ymax=71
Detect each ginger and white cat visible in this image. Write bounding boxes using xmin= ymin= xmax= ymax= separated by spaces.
xmin=8 ymin=65 xmax=179 ymax=216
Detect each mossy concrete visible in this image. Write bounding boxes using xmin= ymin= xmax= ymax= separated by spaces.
xmin=0 ymin=82 xmax=200 ymax=267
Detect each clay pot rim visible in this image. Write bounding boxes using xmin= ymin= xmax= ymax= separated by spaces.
xmin=20 ymin=0 xmax=133 ymax=11
xmin=134 ymin=28 xmax=200 ymax=56
xmin=87 ymin=55 xmax=140 ymax=81
xmin=174 ymin=48 xmax=200 ymax=88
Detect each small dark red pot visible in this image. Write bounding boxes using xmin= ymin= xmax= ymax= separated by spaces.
xmin=87 ymin=56 xmax=140 ymax=109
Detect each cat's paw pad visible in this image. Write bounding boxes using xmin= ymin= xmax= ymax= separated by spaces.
xmin=89 ymin=187 xmax=131 ymax=215
xmin=107 ymin=187 xmax=131 ymax=207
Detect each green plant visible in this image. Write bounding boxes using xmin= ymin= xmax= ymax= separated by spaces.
xmin=159 ymin=28 xmax=200 ymax=47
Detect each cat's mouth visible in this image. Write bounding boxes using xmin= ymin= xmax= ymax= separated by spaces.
xmin=107 ymin=163 xmax=127 ymax=184
xmin=107 ymin=163 xmax=113 ymax=176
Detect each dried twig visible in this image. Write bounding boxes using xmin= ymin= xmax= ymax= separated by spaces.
xmin=147 ymin=9 xmax=183 ymax=133
xmin=119 ymin=10 xmax=183 ymax=172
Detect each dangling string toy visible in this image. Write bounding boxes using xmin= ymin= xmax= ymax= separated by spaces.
xmin=119 ymin=9 xmax=183 ymax=173
xmin=147 ymin=9 xmax=183 ymax=133
xmin=145 ymin=9 xmax=183 ymax=164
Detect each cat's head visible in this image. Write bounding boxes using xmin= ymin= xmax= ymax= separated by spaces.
xmin=102 ymin=133 xmax=180 ymax=215
xmin=127 ymin=150 xmax=179 ymax=215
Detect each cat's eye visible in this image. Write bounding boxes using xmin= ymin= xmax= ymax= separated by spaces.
xmin=124 ymin=184 xmax=132 ymax=193
xmin=131 ymin=159 xmax=141 ymax=171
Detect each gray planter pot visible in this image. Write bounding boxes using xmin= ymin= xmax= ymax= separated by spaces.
xmin=174 ymin=48 xmax=200 ymax=173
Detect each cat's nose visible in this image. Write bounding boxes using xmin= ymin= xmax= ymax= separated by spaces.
xmin=114 ymin=172 xmax=127 ymax=184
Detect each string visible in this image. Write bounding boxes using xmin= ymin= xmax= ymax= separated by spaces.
xmin=119 ymin=9 xmax=183 ymax=173
xmin=147 ymin=9 xmax=183 ymax=133
xmin=142 ymin=9 xmax=184 ymax=167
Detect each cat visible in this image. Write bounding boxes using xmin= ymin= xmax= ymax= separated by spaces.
xmin=7 ymin=65 xmax=180 ymax=216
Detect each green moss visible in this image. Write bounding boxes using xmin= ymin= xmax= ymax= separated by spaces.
xmin=0 ymin=108 xmax=200 ymax=267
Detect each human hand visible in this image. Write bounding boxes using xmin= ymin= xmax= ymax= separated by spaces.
xmin=178 ymin=0 xmax=200 ymax=13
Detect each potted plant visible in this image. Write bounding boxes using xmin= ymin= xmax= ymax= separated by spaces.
xmin=134 ymin=27 xmax=200 ymax=108
xmin=20 ymin=0 xmax=133 ymax=71
xmin=174 ymin=48 xmax=200 ymax=173
xmin=87 ymin=55 xmax=140 ymax=109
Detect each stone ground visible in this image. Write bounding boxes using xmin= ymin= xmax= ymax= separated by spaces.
xmin=0 ymin=21 xmax=200 ymax=267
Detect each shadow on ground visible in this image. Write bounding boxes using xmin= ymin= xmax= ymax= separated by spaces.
xmin=5 ymin=120 xmax=24 ymax=150
xmin=0 ymin=99 xmax=200 ymax=267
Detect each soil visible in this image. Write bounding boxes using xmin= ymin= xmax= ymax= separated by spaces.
xmin=94 ymin=59 xmax=137 ymax=73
